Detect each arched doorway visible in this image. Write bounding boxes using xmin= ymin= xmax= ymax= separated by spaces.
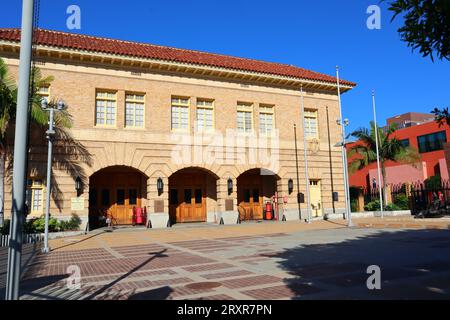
xmin=237 ymin=169 xmax=279 ymax=221
xmin=89 ymin=166 xmax=148 ymax=227
xmin=169 ymin=167 xmax=218 ymax=224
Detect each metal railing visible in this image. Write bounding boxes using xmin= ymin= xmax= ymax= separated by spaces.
xmin=0 ymin=233 xmax=45 ymax=247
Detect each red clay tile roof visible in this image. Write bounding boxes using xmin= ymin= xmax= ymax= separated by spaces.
xmin=0 ymin=28 xmax=355 ymax=87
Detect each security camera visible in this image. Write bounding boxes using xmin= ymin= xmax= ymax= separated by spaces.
xmin=41 ymin=99 xmax=48 ymax=110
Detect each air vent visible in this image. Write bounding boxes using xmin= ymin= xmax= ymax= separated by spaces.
xmin=131 ymin=71 xmax=142 ymax=76
xmin=240 ymin=84 xmax=250 ymax=88
xmin=34 ymin=61 xmax=46 ymax=66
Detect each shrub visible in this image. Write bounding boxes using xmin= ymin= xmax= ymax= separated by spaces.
xmin=425 ymin=175 xmax=442 ymax=189
xmin=385 ymin=203 xmax=401 ymax=211
xmin=1 ymin=214 xmax=81 ymax=234
xmin=364 ymin=199 xmax=382 ymax=211
xmin=0 ymin=219 xmax=10 ymax=234
xmin=58 ymin=214 xmax=81 ymax=231
xmin=32 ymin=215 xmax=58 ymax=233
xmin=351 ymin=199 xmax=359 ymax=212
xmin=23 ymin=219 xmax=36 ymax=234
xmin=393 ymin=194 xmax=410 ymax=210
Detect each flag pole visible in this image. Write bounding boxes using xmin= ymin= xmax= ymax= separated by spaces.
xmin=300 ymin=86 xmax=312 ymax=223
xmin=336 ymin=66 xmax=352 ymax=227
xmin=372 ymin=90 xmax=384 ymax=218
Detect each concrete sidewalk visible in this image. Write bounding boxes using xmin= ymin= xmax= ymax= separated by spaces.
xmin=2 ymin=216 xmax=448 ymax=300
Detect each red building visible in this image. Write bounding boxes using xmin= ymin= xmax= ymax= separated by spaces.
xmin=347 ymin=112 xmax=450 ymax=189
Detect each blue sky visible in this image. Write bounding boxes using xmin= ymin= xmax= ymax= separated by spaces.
xmin=1 ymin=0 xmax=449 ymax=134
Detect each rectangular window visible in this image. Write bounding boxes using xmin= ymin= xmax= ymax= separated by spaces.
xmin=259 ymin=105 xmax=274 ymax=136
xmin=96 ymin=91 xmax=116 ymax=126
xmin=237 ymin=103 xmax=253 ymax=133
xmin=195 ymin=189 xmax=202 ymax=204
xmin=37 ymin=85 xmax=50 ymax=104
xmin=125 ymin=93 xmax=145 ymax=128
xmin=243 ymin=189 xmax=251 ymax=203
xmin=129 ymin=189 xmax=137 ymax=205
xmin=196 ymin=99 xmax=214 ymax=132
xmin=417 ymin=131 xmax=447 ymax=153
xmin=252 ymin=189 xmax=260 ymax=203
xmin=171 ymin=97 xmax=190 ymax=131
xmin=27 ymin=179 xmax=44 ymax=214
xmin=399 ymin=138 xmax=410 ymax=147
xmin=184 ymin=189 xmax=192 ymax=204
xmin=304 ymin=109 xmax=318 ymax=139
xmin=117 ymin=189 xmax=125 ymax=205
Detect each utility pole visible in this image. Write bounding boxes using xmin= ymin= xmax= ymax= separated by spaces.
xmin=336 ymin=66 xmax=352 ymax=227
xmin=5 ymin=0 xmax=35 ymax=300
xmin=372 ymin=90 xmax=384 ymax=218
xmin=300 ymin=86 xmax=312 ymax=223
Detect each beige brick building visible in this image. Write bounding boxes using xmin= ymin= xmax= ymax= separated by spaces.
xmin=0 ymin=29 xmax=355 ymax=229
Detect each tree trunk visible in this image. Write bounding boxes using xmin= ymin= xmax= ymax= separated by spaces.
xmin=0 ymin=147 xmax=5 ymax=227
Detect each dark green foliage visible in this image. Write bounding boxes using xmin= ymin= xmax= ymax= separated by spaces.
xmin=0 ymin=218 xmax=9 ymax=234
xmin=0 ymin=214 xmax=81 ymax=235
xmin=58 ymin=214 xmax=82 ymax=231
xmin=351 ymin=199 xmax=359 ymax=212
xmin=425 ymin=175 xmax=442 ymax=189
xmin=32 ymin=215 xmax=58 ymax=233
xmin=432 ymin=107 xmax=450 ymax=127
xmin=388 ymin=0 xmax=450 ymax=61
xmin=364 ymin=199 xmax=382 ymax=211
xmin=393 ymin=194 xmax=410 ymax=209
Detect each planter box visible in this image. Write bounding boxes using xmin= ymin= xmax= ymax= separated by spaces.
xmin=147 ymin=213 xmax=170 ymax=229
xmin=326 ymin=210 xmax=412 ymax=220
xmin=217 ymin=211 xmax=239 ymax=225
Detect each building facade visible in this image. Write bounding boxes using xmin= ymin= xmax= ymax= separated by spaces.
xmin=348 ymin=112 xmax=450 ymax=189
xmin=0 ymin=28 xmax=355 ymax=228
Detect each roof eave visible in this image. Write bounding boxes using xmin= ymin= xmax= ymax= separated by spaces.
xmin=0 ymin=40 xmax=356 ymax=93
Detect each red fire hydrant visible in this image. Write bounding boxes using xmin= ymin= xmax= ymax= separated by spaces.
xmin=136 ymin=207 xmax=144 ymax=225
xmin=265 ymin=201 xmax=273 ymax=220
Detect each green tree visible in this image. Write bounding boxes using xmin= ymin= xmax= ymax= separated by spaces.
xmin=0 ymin=57 xmax=16 ymax=225
xmin=0 ymin=57 xmax=91 ymax=227
xmin=431 ymin=107 xmax=450 ymax=127
xmin=387 ymin=0 xmax=450 ymax=61
xmin=348 ymin=122 xmax=420 ymax=206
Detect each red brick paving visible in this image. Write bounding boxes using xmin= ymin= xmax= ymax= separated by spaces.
xmin=221 ymin=275 xmax=282 ymax=289
xmin=200 ymin=270 xmax=254 ymax=280
xmin=182 ymin=263 xmax=234 ymax=273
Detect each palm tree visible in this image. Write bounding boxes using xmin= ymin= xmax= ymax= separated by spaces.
xmin=0 ymin=57 xmax=91 ymax=227
xmin=0 ymin=57 xmax=16 ymax=226
xmin=348 ymin=122 xmax=420 ymax=206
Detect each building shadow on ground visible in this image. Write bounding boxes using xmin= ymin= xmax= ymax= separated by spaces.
xmin=127 ymin=286 xmax=173 ymax=300
xmin=83 ymin=249 xmax=169 ymax=300
xmin=267 ymin=228 xmax=450 ymax=299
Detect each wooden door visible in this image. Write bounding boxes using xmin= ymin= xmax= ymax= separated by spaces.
xmin=89 ymin=169 xmax=143 ymax=225
xmin=309 ymin=179 xmax=323 ymax=217
xmin=169 ymin=172 xmax=206 ymax=223
xmin=238 ymin=174 xmax=263 ymax=220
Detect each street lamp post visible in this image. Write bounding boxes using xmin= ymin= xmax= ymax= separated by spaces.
xmin=42 ymin=99 xmax=66 ymax=254
xmin=336 ymin=66 xmax=353 ymax=227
